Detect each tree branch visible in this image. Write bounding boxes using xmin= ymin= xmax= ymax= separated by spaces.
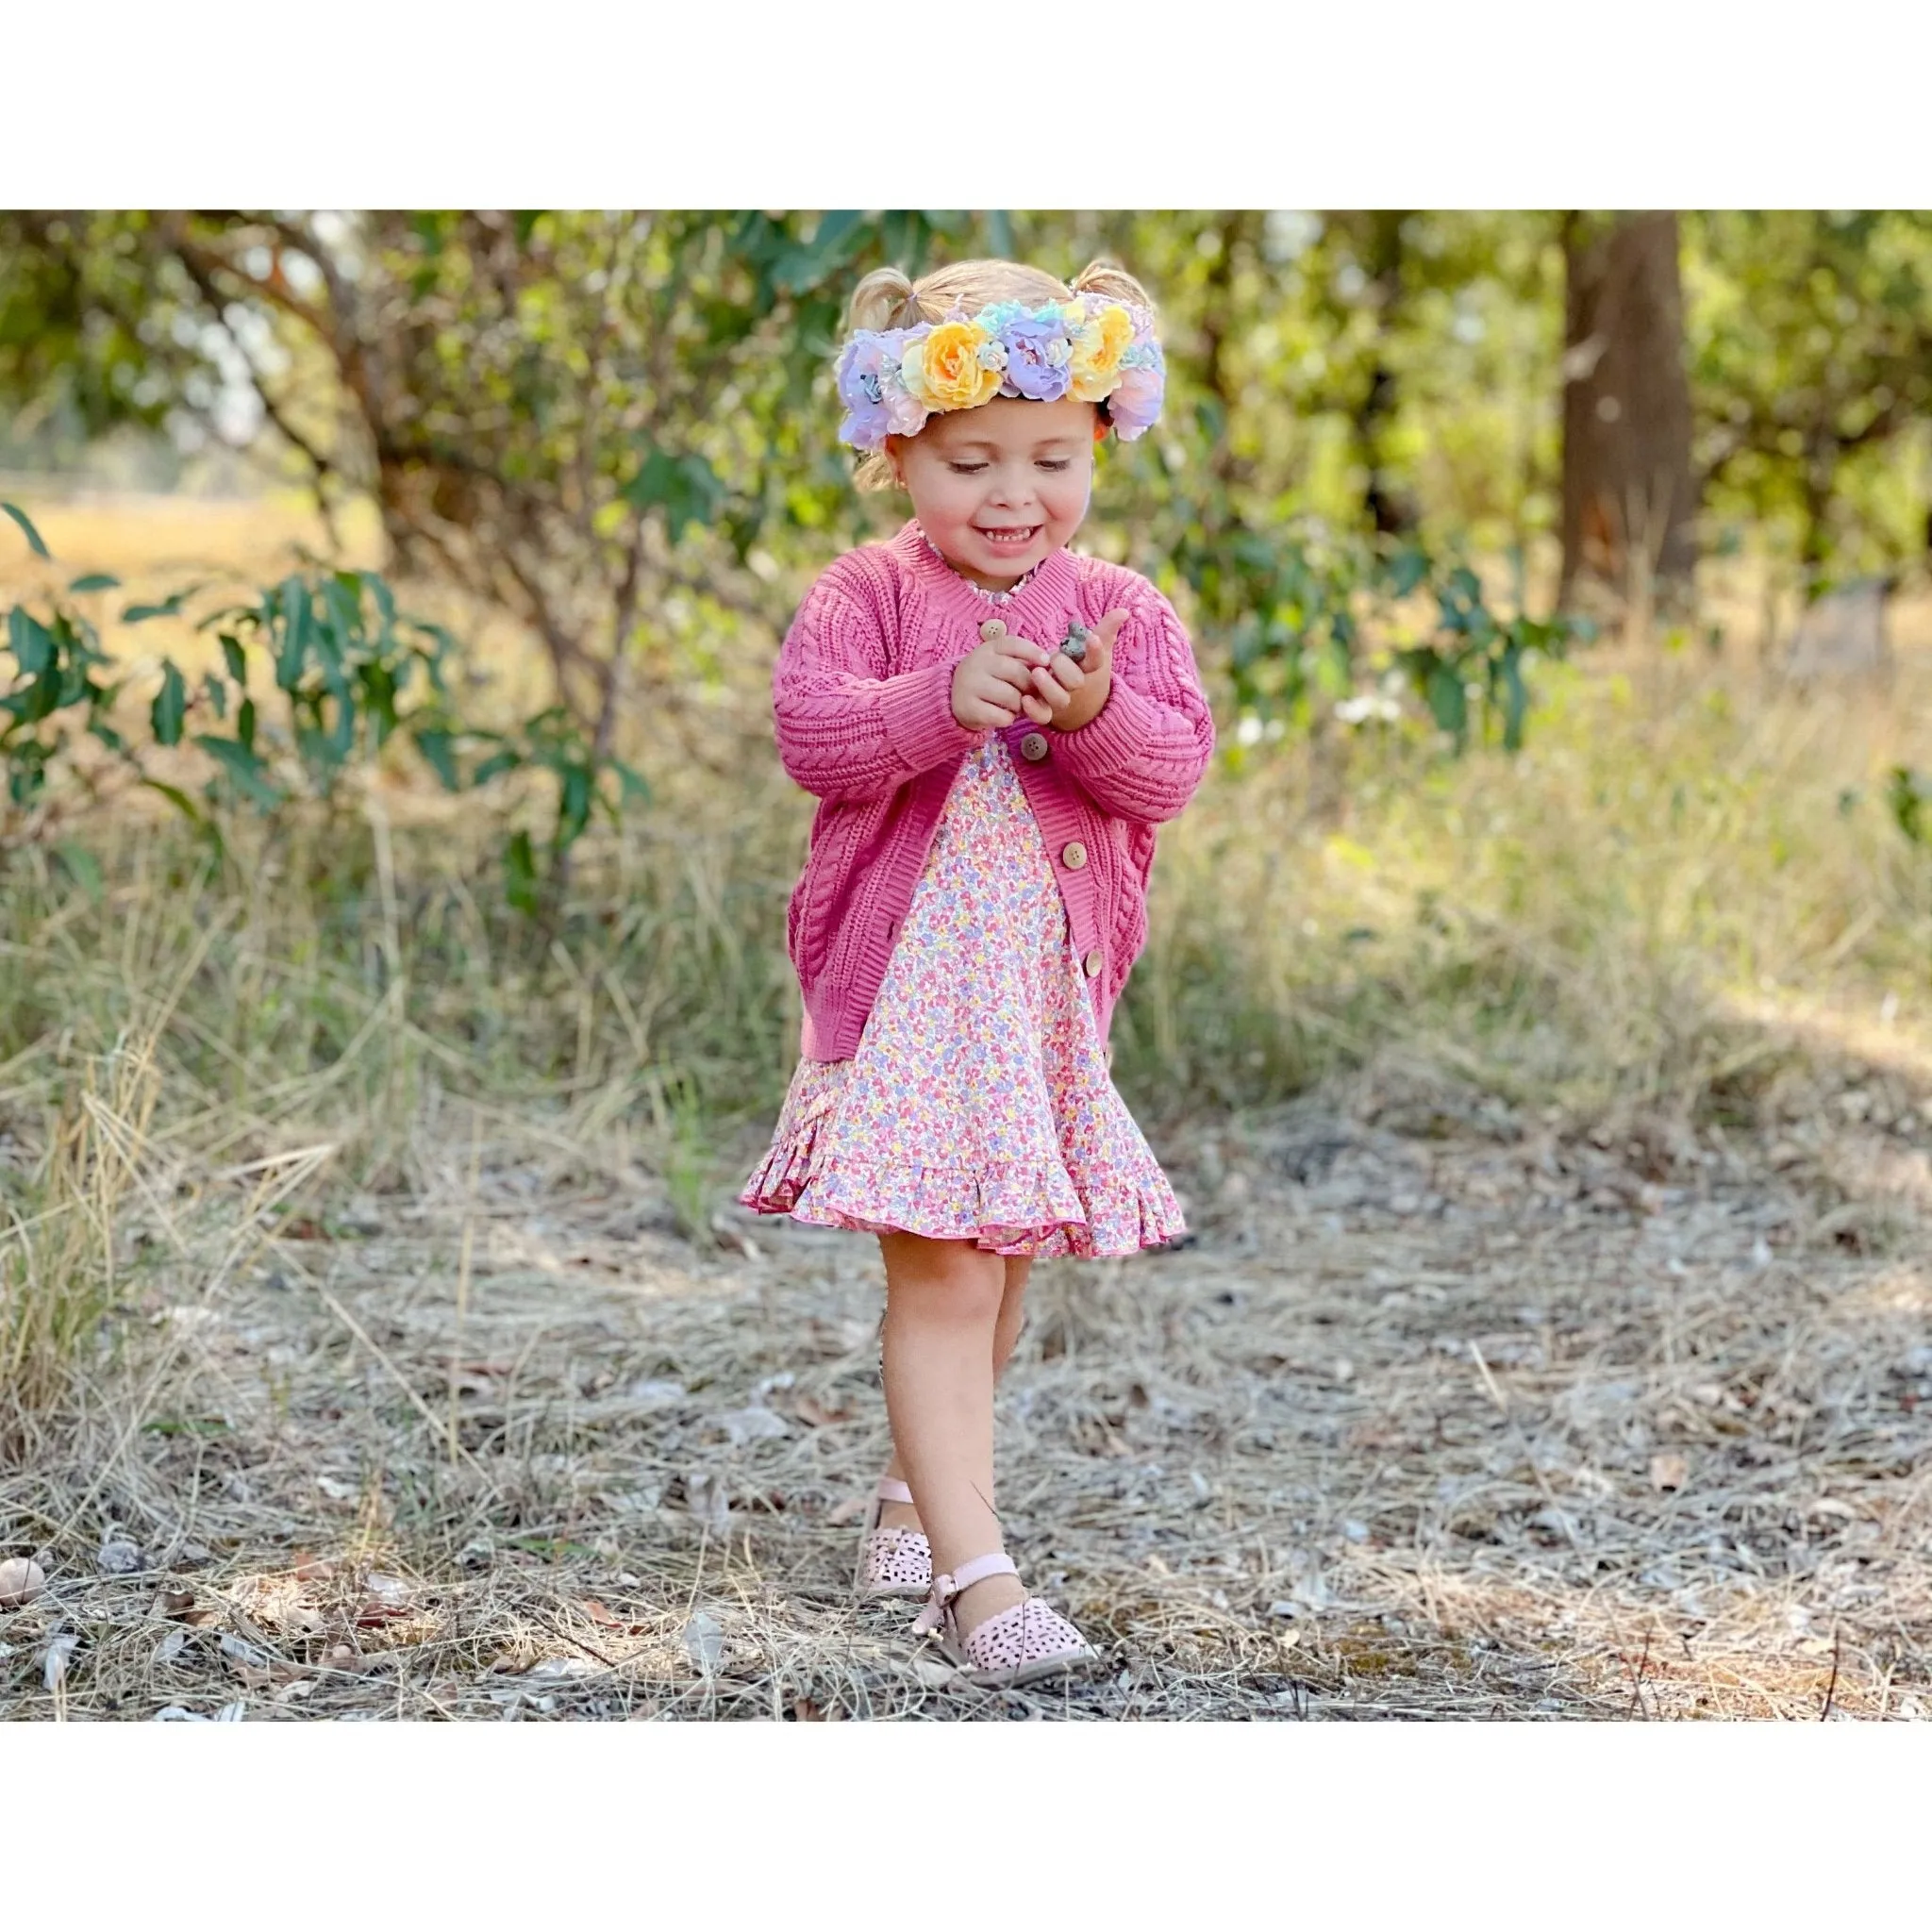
xmin=167 ymin=241 xmax=344 ymax=549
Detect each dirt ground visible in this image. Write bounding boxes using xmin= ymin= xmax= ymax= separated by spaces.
xmin=4 ymin=1058 xmax=1930 ymax=1723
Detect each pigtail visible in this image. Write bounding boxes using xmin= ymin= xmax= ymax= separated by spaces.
xmin=847 ymin=267 xmax=924 ymax=333
xmin=1072 ymin=258 xmax=1157 ymax=317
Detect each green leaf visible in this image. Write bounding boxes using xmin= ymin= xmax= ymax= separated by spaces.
xmin=414 ymin=727 xmax=462 ymax=792
xmin=472 ymin=749 xmax=521 ymax=786
xmin=773 ymin=209 xmax=867 ymax=292
xmin=53 ymin=841 xmax=104 ymax=899
xmin=1888 ymin=765 xmax=1928 ymax=848
xmin=195 ymin=733 xmax=283 ymax=808
xmin=557 ymin=763 xmax=593 ymax=847
xmin=1424 ymin=660 xmax=1468 ymax=743
xmin=610 ymin=759 xmax=651 ymax=807
xmin=201 ymin=672 xmax=228 ymax=721
xmin=1499 ymin=648 xmax=1529 ymax=753
xmin=623 ymin=448 xmax=726 ymax=544
xmin=141 ymin=777 xmax=206 ymax=824
xmin=1 ymin=501 xmax=51 ymax=558
xmin=1384 ymin=545 xmax=1429 ymax=599
xmin=123 ymin=589 xmax=199 ymax=625
xmin=151 ymin=662 xmax=188 ymax=746
xmin=67 ymin=573 xmax=120 ymax=593
xmin=503 ymin=828 xmax=541 ymax=917
xmin=275 ymin=576 xmax=311 ymax=690
xmin=8 ymin=606 xmax=54 ymax=675
xmin=358 ymin=661 xmax=399 ymax=743
xmin=220 ymin=635 xmax=248 ymax=683
xmin=237 ymin=697 xmax=258 ymax=753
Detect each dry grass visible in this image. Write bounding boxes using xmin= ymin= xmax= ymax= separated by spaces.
xmin=3 ymin=493 xmax=1931 ymax=1720
xmin=1 ymin=1054 xmax=1926 ymax=1722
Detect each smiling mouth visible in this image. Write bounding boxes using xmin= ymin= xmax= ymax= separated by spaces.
xmin=976 ymin=525 xmax=1041 ymax=546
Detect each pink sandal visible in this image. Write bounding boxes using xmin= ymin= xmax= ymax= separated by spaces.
xmin=912 ymin=1552 xmax=1101 ymax=1688
xmin=856 ymin=1477 xmax=932 ymax=1598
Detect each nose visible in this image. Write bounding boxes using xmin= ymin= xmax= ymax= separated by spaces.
xmin=987 ymin=462 xmax=1037 ymax=509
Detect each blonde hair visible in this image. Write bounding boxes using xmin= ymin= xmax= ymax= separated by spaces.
xmin=845 ymin=257 xmax=1158 ymax=491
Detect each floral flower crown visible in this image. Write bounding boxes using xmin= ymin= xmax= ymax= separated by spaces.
xmin=835 ymin=295 xmax=1166 ymax=452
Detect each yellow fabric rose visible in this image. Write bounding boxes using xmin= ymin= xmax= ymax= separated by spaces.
xmin=1069 ymin=304 xmax=1136 ymax=402
xmin=901 ymin=321 xmax=1004 ymax=413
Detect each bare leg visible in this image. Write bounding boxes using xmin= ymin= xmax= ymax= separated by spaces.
xmin=993 ymin=1255 xmax=1033 ymax=1375
xmin=880 ymin=1254 xmax=1032 ymax=1525
xmin=878 ymin=1232 xmax=1025 ymax=1633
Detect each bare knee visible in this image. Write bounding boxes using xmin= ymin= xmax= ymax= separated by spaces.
xmin=880 ymin=1233 xmax=1006 ymax=1330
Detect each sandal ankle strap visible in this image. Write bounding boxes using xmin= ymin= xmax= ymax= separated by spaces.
xmin=952 ymin=1551 xmax=1018 ymax=1592
xmin=913 ymin=1551 xmax=1019 ymax=1636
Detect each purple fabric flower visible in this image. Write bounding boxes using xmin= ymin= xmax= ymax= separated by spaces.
xmin=837 ymin=331 xmax=925 ymax=449
xmin=997 ymin=311 xmax=1074 ymax=402
xmin=1107 ymin=346 xmax=1165 ymax=439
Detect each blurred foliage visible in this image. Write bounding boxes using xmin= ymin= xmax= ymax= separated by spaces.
xmin=1 ymin=208 xmax=1929 ymax=742
xmin=2 ymin=500 xmax=636 ymax=911
xmin=1686 ymin=211 xmax=1932 ymax=574
xmin=0 ymin=211 xmax=978 ymax=747
xmin=1890 ymin=765 xmax=1931 ymax=851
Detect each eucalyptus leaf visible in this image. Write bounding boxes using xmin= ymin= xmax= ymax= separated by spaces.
xmin=123 ymin=587 xmax=199 ymax=625
xmin=150 ymin=662 xmax=188 ymax=746
xmin=503 ymin=828 xmax=541 ymax=917
xmin=195 ymin=734 xmax=283 ymax=808
xmin=1 ymin=501 xmax=51 ymax=558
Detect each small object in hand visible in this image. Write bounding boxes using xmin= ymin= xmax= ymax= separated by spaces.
xmin=1060 ymin=622 xmax=1091 ymax=664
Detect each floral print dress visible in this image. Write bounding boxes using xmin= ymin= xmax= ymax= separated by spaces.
xmin=740 ymin=552 xmax=1185 ymax=1258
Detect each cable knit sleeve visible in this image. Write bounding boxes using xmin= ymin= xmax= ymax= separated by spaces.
xmin=772 ymin=571 xmax=984 ymax=805
xmin=1049 ymin=575 xmax=1214 ymax=825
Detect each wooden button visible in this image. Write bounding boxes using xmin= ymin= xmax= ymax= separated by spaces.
xmin=1061 ymin=841 xmax=1088 ymax=871
xmin=1020 ymin=732 xmax=1049 ymax=762
xmin=979 ymin=619 xmax=1007 ymax=641
xmin=1082 ymin=948 xmax=1103 ymax=978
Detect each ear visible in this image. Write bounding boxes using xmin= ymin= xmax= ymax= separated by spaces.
xmin=885 ymin=433 xmax=907 ymax=489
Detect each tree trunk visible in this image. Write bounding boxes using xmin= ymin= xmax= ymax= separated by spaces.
xmin=1354 ymin=209 xmax=1417 ymax=539
xmin=1559 ymin=211 xmax=1697 ymax=611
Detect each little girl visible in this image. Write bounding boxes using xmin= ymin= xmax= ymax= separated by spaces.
xmin=739 ymin=255 xmax=1212 ymax=1686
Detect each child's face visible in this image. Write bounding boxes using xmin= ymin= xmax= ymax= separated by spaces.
xmin=891 ymin=395 xmax=1098 ymax=590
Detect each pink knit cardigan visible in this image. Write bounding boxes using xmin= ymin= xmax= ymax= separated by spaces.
xmin=773 ymin=521 xmax=1214 ymax=1061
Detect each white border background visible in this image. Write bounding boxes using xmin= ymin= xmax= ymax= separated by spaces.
xmin=9 ymin=3 xmax=1931 ymax=206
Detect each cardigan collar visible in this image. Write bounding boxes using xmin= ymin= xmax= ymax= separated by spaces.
xmin=890 ymin=521 xmax=1080 ymax=638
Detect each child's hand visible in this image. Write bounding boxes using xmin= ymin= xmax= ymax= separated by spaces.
xmin=951 ymin=624 xmax=1052 ymax=730
xmin=1022 ymin=609 xmax=1124 ymax=732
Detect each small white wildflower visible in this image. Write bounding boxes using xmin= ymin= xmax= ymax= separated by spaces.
xmin=1336 ymin=693 xmax=1400 ymax=727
